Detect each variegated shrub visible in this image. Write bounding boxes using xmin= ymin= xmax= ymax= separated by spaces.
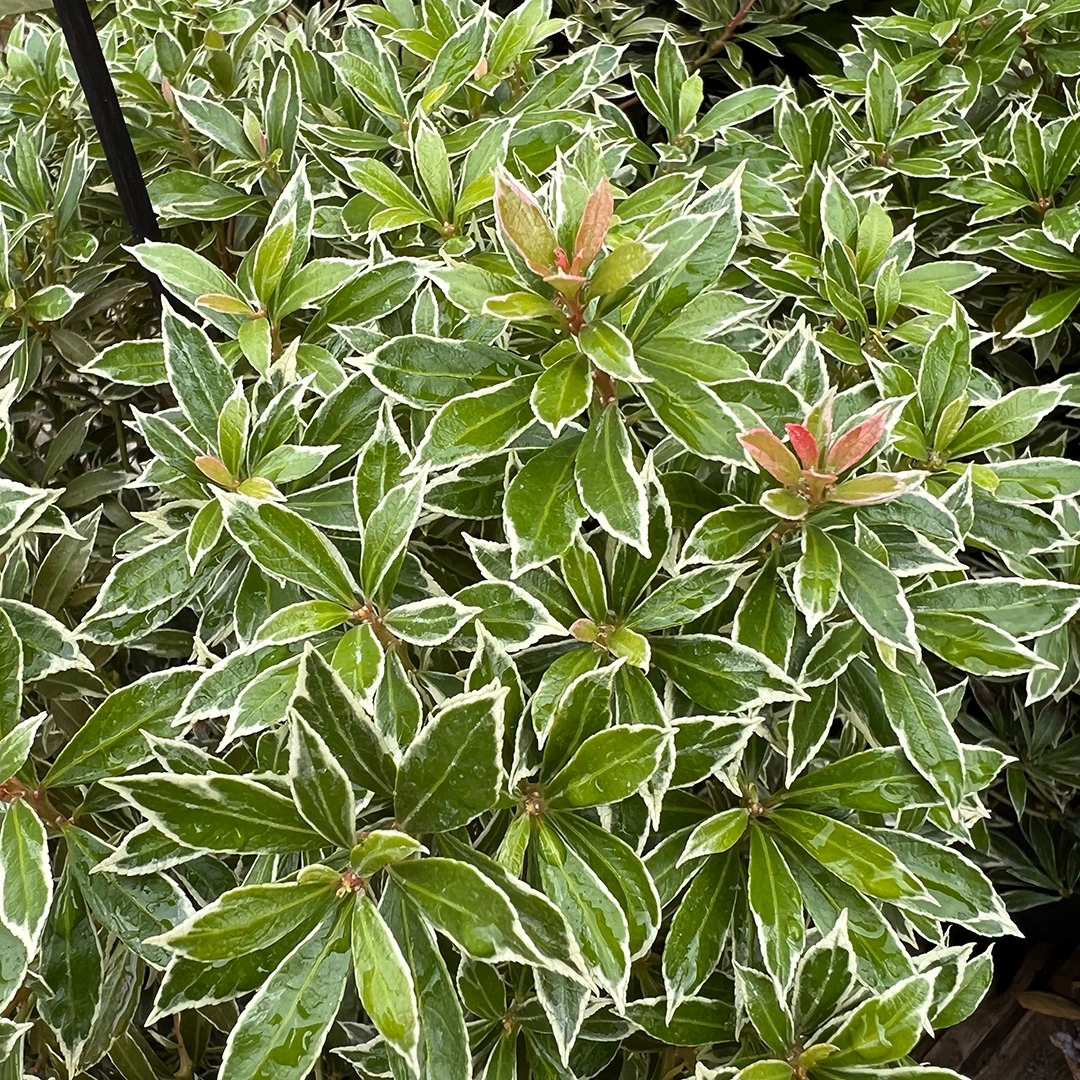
xmin=3 ymin=1 xmax=1080 ymax=1080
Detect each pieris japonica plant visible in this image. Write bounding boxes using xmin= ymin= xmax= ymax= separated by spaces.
xmin=5 ymin=1 xmax=1080 ymax=1079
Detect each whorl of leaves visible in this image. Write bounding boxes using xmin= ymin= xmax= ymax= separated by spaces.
xmin=3 ymin=1 xmax=1080 ymax=1079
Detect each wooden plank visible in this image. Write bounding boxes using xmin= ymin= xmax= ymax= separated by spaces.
xmin=972 ymin=1011 xmax=1067 ymax=1080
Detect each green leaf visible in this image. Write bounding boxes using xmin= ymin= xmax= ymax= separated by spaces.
xmin=589 ymin=239 xmax=658 ymax=295
xmin=748 ymin=827 xmax=805 ymax=990
xmin=579 ymin=322 xmax=650 ymax=383
xmin=530 ymin=353 xmax=591 ymax=435
xmin=934 ymin=952 xmax=993 ymax=1028
xmin=550 ymin=810 xmax=660 ymax=962
xmin=360 ymin=471 xmax=426 ymax=602
xmin=352 ymin=892 xmax=420 ymax=1071
xmin=37 ymin=872 xmax=100 ymax=1072
xmin=638 ymin=360 xmax=746 ymax=463
xmin=575 ymin=403 xmax=649 ymax=554
xmin=0 ymin=799 xmax=51 ymax=952
xmin=794 ymin=523 xmax=841 ymax=632
xmin=381 ymin=879 xmax=470 ymax=1080
xmin=545 ymin=725 xmax=665 ymax=809
xmin=161 ymin=303 xmax=236 ymax=445
xmin=947 ymin=385 xmax=1062 ymax=457
xmin=770 ymin=809 xmax=929 ymax=902
xmin=734 ymin=1062 xmax=795 ymax=1080
xmin=292 ymin=647 xmax=397 ymax=795
xmin=275 ymin=258 xmax=364 ymax=319
xmin=505 ymin=435 xmax=586 ymax=574
xmin=1013 ymin=284 xmax=1080 ymax=337
xmin=908 ymin=577 xmax=1080 ymax=639
xmin=865 ymin=828 xmax=1018 ymax=937
xmin=414 ymin=375 xmax=538 ymax=470
xmin=424 ymin=12 xmax=488 ymax=107
xmin=353 ymin=399 xmax=409 ymax=526
xmin=734 ymin=961 xmax=794 ymax=1054
xmin=0 ymin=715 xmax=41 ymax=784
xmin=44 ymin=667 xmax=200 ymax=788
xmin=389 ymin=857 xmax=546 ymax=967
xmin=288 ymin=709 xmax=356 ymax=849
xmin=793 ymin=914 xmax=858 ymax=1034
xmin=560 ymin=529 xmax=608 ymax=623
xmin=663 ymin=851 xmax=739 ymax=1016
xmin=626 ymin=565 xmax=743 ymax=633
xmin=914 ymin=610 xmax=1049 ymax=676
xmin=833 ymin=536 xmax=919 ymax=654
xmin=680 ymin=807 xmax=750 ymax=863
xmin=4 ymin=597 xmax=91 ymax=677
xmin=441 ymin=833 xmax=588 ymax=989
xmin=101 ymin=774 xmax=325 ymax=854
xmin=254 ymin=600 xmax=352 ymax=645
xmin=784 ymin=680 xmax=838 ymax=786
xmin=695 ymin=85 xmax=785 ymax=138
xmin=681 ymin=504 xmax=778 ymax=565
xmin=624 ymin=994 xmax=735 ymax=1047
xmin=734 ymin=557 xmax=797 ymax=667
xmin=151 ymin=880 xmax=338 ymax=961
xmin=218 ymin=903 xmax=353 ymax=1080
xmin=788 ymin=849 xmax=916 ymax=990
xmin=383 ymin=597 xmax=480 ymax=646
xmin=875 ymin=653 xmax=966 ymax=810
xmin=83 ymin=339 xmax=166 ymax=385
xmin=670 ymin=715 xmax=757 ymax=789
xmin=651 ymin=635 xmax=806 ymax=713
xmin=219 ymin=494 xmax=359 ymax=607
xmin=826 ymin=975 xmax=934 ymax=1067
xmin=25 ymin=283 xmax=78 ymax=321
xmin=395 ymin=685 xmax=507 ymax=834
xmin=780 ymin=748 xmax=939 ymax=814
xmin=251 ymin=212 xmax=296 ymax=304
xmin=360 ymin=335 xmax=534 ymax=409
xmin=64 ymin=826 xmax=194 ymax=969
xmin=348 ymin=159 xmax=432 ymax=227
xmin=534 ymin=819 xmax=630 ymax=1007
xmin=540 ymin=662 xmax=618 ymax=777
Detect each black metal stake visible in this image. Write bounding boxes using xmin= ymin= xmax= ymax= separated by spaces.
xmin=51 ymin=0 xmax=163 ymax=300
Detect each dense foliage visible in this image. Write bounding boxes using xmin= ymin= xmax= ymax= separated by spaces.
xmin=4 ymin=0 xmax=1080 ymax=1078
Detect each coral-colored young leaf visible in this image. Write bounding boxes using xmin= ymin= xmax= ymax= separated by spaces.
xmin=825 ymin=410 xmax=889 ymax=473
xmin=739 ymin=428 xmax=803 ymax=486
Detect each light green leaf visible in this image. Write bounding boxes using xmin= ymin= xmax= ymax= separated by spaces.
xmin=770 ymin=809 xmax=929 ymax=902
xmin=875 ymin=653 xmax=966 ymax=810
xmin=748 ymin=827 xmax=805 ymax=990
xmin=352 ymin=893 xmax=420 ymax=1072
